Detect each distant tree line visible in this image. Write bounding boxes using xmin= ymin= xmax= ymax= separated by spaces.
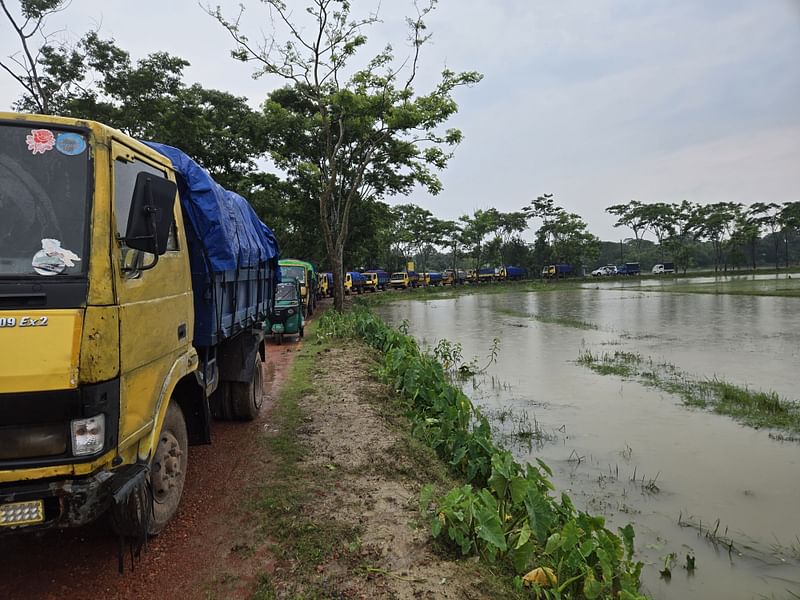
xmin=605 ymin=200 xmax=800 ymax=273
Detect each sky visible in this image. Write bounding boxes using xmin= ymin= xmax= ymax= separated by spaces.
xmin=1 ymin=0 xmax=798 ymax=241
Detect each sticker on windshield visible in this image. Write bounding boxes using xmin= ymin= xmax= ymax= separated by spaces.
xmin=31 ymin=238 xmax=81 ymax=276
xmin=55 ymin=132 xmax=86 ymax=156
xmin=26 ymin=129 xmax=56 ymax=155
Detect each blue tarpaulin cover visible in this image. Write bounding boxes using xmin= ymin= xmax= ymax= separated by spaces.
xmin=144 ymin=142 xmax=279 ymax=271
xmin=145 ymin=142 xmax=280 ymax=347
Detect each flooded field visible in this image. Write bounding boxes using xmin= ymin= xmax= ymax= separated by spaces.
xmin=376 ymin=282 xmax=800 ymax=600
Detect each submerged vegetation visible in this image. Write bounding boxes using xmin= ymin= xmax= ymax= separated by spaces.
xmin=319 ymin=307 xmax=647 ymax=599
xmin=576 ymin=350 xmax=800 ymax=434
xmin=497 ymin=307 xmax=599 ymax=330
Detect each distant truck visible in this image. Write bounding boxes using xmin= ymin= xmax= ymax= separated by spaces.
xmin=0 ymin=113 xmax=279 ymax=536
xmin=500 ymin=266 xmax=527 ymax=281
xmin=616 ymin=262 xmax=641 ymax=276
xmin=651 ymin=262 xmax=675 ymax=274
xmin=420 ymin=271 xmax=443 ymax=286
xmin=345 ymin=271 xmax=367 ymax=294
xmin=363 ymin=269 xmax=389 ymax=291
xmin=443 ymin=268 xmax=467 ymax=285
xmin=542 ymin=264 xmax=573 ymax=279
xmin=389 ymin=270 xmax=419 ymax=289
xmin=318 ymin=272 xmax=333 ymax=297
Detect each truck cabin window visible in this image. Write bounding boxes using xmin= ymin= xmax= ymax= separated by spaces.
xmin=114 ymin=157 xmax=177 ymax=273
xmin=280 ymin=265 xmax=305 ymax=284
xmin=0 ymin=124 xmax=90 ymax=277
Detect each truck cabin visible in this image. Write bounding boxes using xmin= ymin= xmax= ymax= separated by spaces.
xmin=390 ymin=271 xmax=410 ymax=288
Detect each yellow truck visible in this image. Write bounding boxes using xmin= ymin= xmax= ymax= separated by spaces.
xmin=0 ymin=113 xmax=279 ymax=536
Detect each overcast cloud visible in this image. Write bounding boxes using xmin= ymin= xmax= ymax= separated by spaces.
xmin=2 ymin=0 xmax=798 ymax=240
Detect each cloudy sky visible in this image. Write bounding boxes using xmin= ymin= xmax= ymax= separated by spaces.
xmin=1 ymin=0 xmax=798 ymax=240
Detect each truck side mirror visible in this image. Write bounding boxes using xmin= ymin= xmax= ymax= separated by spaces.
xmin=124 ymin=172 xmax=177 ymax=258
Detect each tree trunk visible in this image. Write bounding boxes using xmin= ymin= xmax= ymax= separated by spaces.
xmin=332 ymin=242 xmax=345 ymax=312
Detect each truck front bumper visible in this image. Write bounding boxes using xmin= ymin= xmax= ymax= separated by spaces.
xmin=0 ymin=470 xmax=113 ymax=534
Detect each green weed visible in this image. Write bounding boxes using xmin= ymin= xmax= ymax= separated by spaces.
xmin=318 ymin=307 xmax=647 ymax=599
xmin=576 ymin=350 xmax=800 ymax=434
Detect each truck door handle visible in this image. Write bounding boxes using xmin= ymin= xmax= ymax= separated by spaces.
xmin=178 ymin=323 xmax=187 ymax=340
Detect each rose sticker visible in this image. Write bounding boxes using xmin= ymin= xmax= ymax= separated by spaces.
xmin=26 ymin=129 xmax=56 ymax=155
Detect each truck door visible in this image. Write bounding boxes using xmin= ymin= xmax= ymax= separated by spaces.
xmin=111 ymin=142 xmax=193 ymax=449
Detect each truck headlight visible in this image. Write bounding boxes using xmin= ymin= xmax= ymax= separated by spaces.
xmin=70 ymin=415 xmax=105 ymax=456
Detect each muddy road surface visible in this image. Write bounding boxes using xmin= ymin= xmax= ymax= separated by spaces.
xmin=0 ymin=343 xmax=296 ymax=600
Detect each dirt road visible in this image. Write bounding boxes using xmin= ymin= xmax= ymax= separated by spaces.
xmin=0 ymin=342 xmax=296 ymax=600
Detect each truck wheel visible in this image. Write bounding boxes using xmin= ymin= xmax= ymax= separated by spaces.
xmin=230 ymin=354 xmax=264 ymax=421
xmin=149 ymin=402 xmax=188 ymax=534
xmin=299 ymin=324 xmax=304 ymax=338
xmin=210 ymin=382 xmax=233 ymax=421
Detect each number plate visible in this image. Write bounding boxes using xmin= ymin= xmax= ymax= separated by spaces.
xmin=0 ymin=500 xmax=45 ymax=527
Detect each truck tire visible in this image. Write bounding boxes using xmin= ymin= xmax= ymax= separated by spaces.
xmin=149 ymin=402 xmax=189 ymax=534
xmin=229 ymin=354 xmax=264 ymax=421
xmin=210 ymin=382 xmax=233 ymax=421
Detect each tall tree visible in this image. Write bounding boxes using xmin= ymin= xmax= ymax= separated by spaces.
xmin=210 ymin=0 xmax=481 ymax=310
xmin=606 ymin=200 xmax=649 ymax=261
xmin=639 ymin=202 xmax=674 ymax=263
xmin=459 ymin=208 xmax=499 ymax=273
xmin=749 ymin=202 xmax=783 ymax=270
xmin=780 ymin=201 xmax=800 ymax=269
xmin=495 ymin=211 xmax=528 ymax=266
xmin=663 ymin=200 xmax=697 ymax=274
xmin=0 ymin=0 xmax=71 ymax=113
xmin=690 ymin=202 xmax=741 ymax=272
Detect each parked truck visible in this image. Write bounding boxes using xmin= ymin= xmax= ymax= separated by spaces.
xmin=500 ymin=266 xmax=527 ymax=281
xmin=0 ymin=114 xmax=279 ymax=537
xmin=419 ymin=271 xmax=443 ymax=286
xmin=616 ymin=262 xmax=641 ymax=276
xmin=345 ymin=271 xmax=367 ymax=294
xmin=651 ymin=262 xmax=675 ymax=274
xmin=389 ymin=270 xmax=418 ymax=289
xmin=542 ymin=264 xmax=573 ymax=279
xmin=363 ymin=269 xmax=389 ymax=292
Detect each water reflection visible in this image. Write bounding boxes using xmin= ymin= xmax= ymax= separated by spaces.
xmin=377 ymin=288 xmax=800 ymax=600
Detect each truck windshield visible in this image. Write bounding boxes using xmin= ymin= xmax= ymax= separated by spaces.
xmin=275 ymin=283 xmax=298 ymax=302
xmin=0 ymin=123 xmax=89 ymax=276
xmin=280 ymin=265 xmax=305 ymax=284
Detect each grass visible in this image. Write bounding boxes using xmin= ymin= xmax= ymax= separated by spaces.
xmin=577 ymin=349 xmax=642 ymax=377
xmin=637 ymin=273 xmax=800 ymax=297
xmin=356 ymin=269 xmax=800 ymax=307
xmin=251 ymin=323 xmax=362 ymax=594
xmin=495 ymin=307 xmax=598 ymax=330
xmin=246 ymin=319 xmax=522 ymax=599
xmin=358 ymin=278 xmax=585 ymax=307
xmin=576 ymin=350 xmax=800 ymax=434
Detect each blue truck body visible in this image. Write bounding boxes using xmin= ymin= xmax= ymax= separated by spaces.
xmin=501 ymin=265 xmax=527 ymax=280
xmin=616 ymin=262 xmax=641 ymax=276
xmin=426 ymin=272 xmax=443 ymax=285
xmin=146 ymin=143 xmax=280 ymax=348
xmin=363 ymin=269 xmax=390 ymax=289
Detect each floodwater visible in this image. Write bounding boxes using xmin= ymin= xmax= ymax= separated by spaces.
xmin=376 ymin=284 xmax=800 ymax=600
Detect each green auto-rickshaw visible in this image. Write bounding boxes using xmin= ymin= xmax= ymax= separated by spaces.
xmin=268 ymin=279 xmax=305 ymax=344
